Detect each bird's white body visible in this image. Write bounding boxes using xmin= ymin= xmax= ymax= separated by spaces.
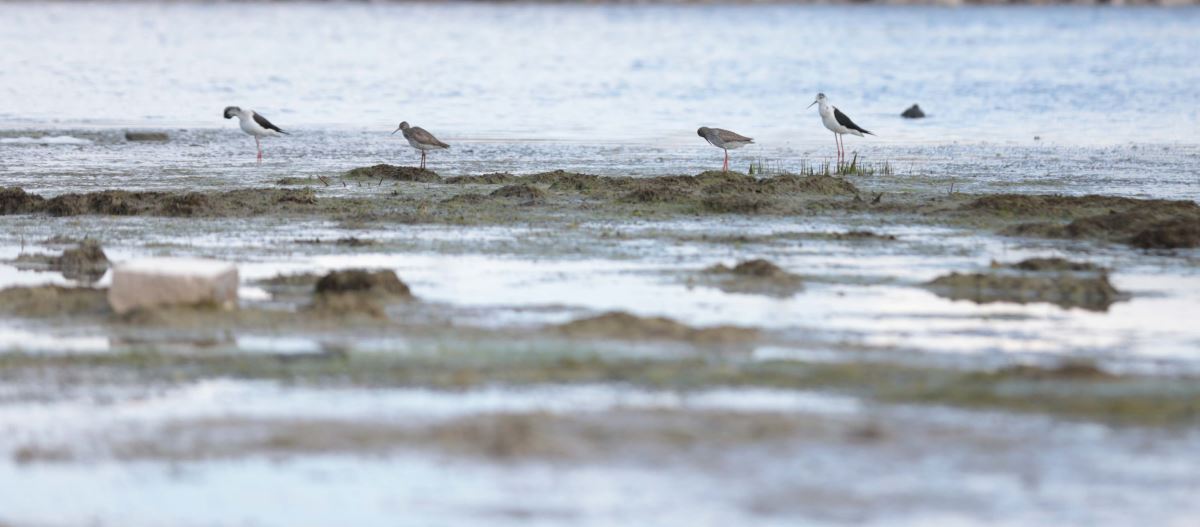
xmin=405 ymin=136 xmax=446 ymax=152
xmin=232 ymin=109 xmax=281 ymax=139
xmin=817 ymin=100 xmax=862 ymax=137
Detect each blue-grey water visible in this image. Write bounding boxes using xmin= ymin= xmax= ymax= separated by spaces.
xmin=2 ymin=4 xmax=1198 ymax=198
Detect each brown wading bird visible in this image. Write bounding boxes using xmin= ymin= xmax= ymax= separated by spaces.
xmin=697 ymin=127 xmax=753 ymax=172
xmin=393 ymin=121 xmax=449 ymax=169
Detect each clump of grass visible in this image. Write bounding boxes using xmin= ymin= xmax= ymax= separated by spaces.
xmin=748 ymin=155 xmax=894 ymax=178
xmin=839 ymin=153 xmax=893 ymax=177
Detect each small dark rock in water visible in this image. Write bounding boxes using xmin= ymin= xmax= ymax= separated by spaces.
xmin=901 ymin=104 xmax=925 ymax=119
xmin=124 ymin=131 xmax=169 ymax=141
xmin=315 ymin=269 xmax=412 ymax=297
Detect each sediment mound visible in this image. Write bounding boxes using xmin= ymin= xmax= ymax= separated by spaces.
xmin=1128 ymin=218 xmax=1200 ymax=249
xmin=311 ymin=269 xmax=414 ymax=318
xmin=8 ymin=240 xmax=110 ymax=282
xmin=0 ymin=187 xmax=317 ymax=217
xmin=57 ymin=240 xmax=109 ymax=281
xmin=702 ymin=259 xmax=804 ymax=297
xmin=963 ymin=194 xmax=1200 ymax=249
xmin=315 ymin=269 xmax=412 ymax=297
xmin=926 ymin=257 xmax=1124 ymax=311
xmin=444 ymin=173 xmax=515 ymax=185
xmin=0 ymin=285 xmax=110 ymax=317
xmin=554 ymin=311 xmax=757 ymax=344
xmin=489 ymin=183 xmax=546 ymax=201
xmin=345 ymin=164 xmax=440 ymax=183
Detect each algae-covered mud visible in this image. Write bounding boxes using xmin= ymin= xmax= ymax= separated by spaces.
xmin=2 ymin=161 xmax=1199 ymax=525
xmin=3 ymin=2 xmax=1200 ymax=527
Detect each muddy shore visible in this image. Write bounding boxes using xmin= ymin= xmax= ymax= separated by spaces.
xmin=4 ymin=166 xmax=1197 ymax=249
xmin=2 ymin=161 xmax=1198 ymax=526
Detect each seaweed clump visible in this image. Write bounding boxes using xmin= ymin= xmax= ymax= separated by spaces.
xmin=926 ymin=257 xmax=1124 ymax=311
xmin=345 ymin=164 xmax=440 ymax=183
xmin=961 ymin=193 xmax=1200 ymax=249
xmin=702 ymin=259 xmax=804 ymax=297
xmin=554 ymin=311 xmax=757 ymax=344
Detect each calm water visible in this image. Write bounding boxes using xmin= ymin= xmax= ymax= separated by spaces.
xmin=2 ymin=4 xmax=1199 ymax=144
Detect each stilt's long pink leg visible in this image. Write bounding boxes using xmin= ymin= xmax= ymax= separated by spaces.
xmin=723 ymin=149 xmax=729 ymax=172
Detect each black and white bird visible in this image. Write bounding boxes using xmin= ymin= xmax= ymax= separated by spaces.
xmin=393 ymin=121 xmax=449 ymax=170
xmin=697 ymin=127 xmax=754 ymax=172
xmin=807 ymin=93 xmax=873 ymax=167
xmin=223 ymin=106 xmax=287 ymax=164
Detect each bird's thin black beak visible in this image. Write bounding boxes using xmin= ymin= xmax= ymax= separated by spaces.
xmin=807 ymin=101 xmax=817 ymax=109
xmin=391 ymin=128 xmax=400 ymax=135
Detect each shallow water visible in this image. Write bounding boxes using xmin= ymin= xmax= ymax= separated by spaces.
xmin=2 ymin=4 xmax=1200 ymax=198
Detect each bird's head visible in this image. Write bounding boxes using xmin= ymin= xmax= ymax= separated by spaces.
xmin=223 ymin=106 xmax=241 ymax=119
xmin=392 ymin=121 xmax=410 ymax=135
xmin=696 ymin=127 xmax=709 ymax=137
xmin=807 ymin=93 xmax=826 ymax=109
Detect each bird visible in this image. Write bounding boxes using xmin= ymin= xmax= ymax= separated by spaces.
xmin=393 ymin=121 xmax=449 ymax=170
xmin=223 ymin=106 xmax=287 ymax=164
xmin=807 ymin=93 xmax=873 ymax=168
xmin=697 ymin=127 xmax=753 ymax=172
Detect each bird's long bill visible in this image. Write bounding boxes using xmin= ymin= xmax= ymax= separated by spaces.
xmin=806 ymin=101 xmax=817 ymax=109
xmin=391 ymin=127 xmax=401 ymax=135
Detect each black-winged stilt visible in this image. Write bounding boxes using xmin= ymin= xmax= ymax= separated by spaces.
xmin=223 ymin=106 xmax=288 ymax=164
xmin=697 ymin=127 xmax=754 ymax=172
xmin=393 ymin=121 xmax=449 ymax=170
xmin=807 ymin=93 xmax=873 ymax=168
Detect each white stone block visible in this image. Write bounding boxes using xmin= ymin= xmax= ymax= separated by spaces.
xmin=108 ymin=258 xmax=238 ymax=314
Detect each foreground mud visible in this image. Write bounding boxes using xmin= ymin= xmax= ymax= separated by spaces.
xmin=959 ymin=194 xmax=1200 ymax=249
xmin=1 ymin=349 xmax=1195 ymax=428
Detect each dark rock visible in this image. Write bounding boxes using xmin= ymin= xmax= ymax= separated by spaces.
xmin=124 ymin=131 xmax=169 ymax=141
xmin=901 ymin=104 xmax=925 ymax=119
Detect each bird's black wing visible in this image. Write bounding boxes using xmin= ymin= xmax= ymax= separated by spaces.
xmin=253 ymin=112 xmax=288 ymax=134
xmin=834 ymin=107 xmax=873 ymax=135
